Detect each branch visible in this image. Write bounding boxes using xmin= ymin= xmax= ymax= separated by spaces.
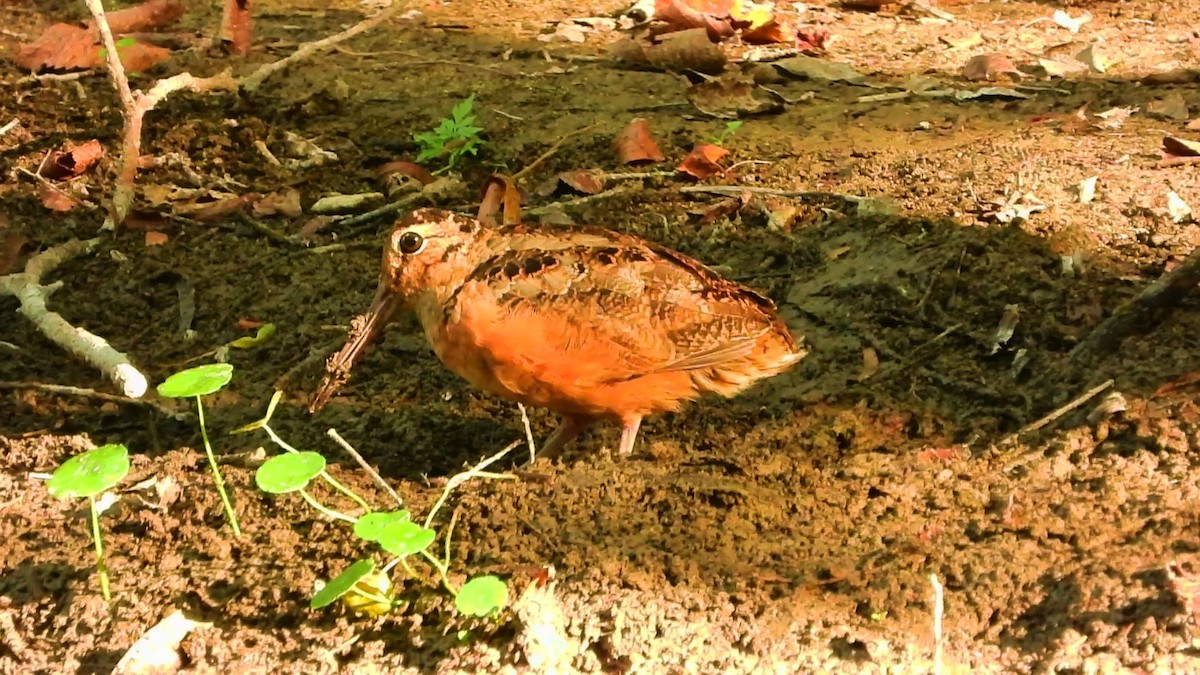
xmin=0 ymin=239 xmax=148 ymax=398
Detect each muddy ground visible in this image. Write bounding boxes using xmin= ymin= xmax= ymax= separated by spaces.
xmin=3 ymin=0 xmax=1200 ymax=672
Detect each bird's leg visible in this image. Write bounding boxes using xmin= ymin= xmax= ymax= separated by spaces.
xmin=617 ymin=416 xmax=643 ymax=457
xmin=534 ymin=414 xmax=591 ymax=461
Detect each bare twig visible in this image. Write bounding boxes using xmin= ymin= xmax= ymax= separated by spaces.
xmin=240 ymin=1 xmax=411 ymax=91
xmin=0 ymin=381 xmax=187 ymax=420
xmin=335 ymin=192 xmax=426 ymax=235
xmin=995 ymin=379 xmax=1114 ymax=451
xmin=512 ymin=124 xmax=601 ymax=183
xmin=930 ymin=573 xmax=944 ymax=675
xmin=326 ymin=428 xmax=405 ymax=508
xmin=526 ymin=185 xmax=638 ymax=216
xmin=680 ymin=185 xmax=868 ymax=204
xmin=517 ymin=403 xmax=537 ymax=462
xmin=0 ymin=239 xmax=148 ymax=397
xmin=1070 ymin=244 xmax=1200 ymax=363
xmin=424 ymin=441 xmax=520 ymax=528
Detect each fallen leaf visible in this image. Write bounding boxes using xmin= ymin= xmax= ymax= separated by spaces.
xmin=477 ymin=174 xmax=523 ymax=226
xmin=653 ymin=0 xmax=737 ymax=41
xmin=989 ymin=304 xmax=1020 ymax=355
xmin=917 ymin=447 xmax=960 ymax=463
xmin=108 ymin=40 xmax=172 ymax=73
xmin=614 ymin=118 xmax=666 ymax=164
xmin=676 ymin=143 xmax=729 ymax=179
xmin=235 ymin=318 xmax=265 ymax=330
xmin=1167 ymin=191 xmax=1192 ymax=223
xmin=962 ymin=53 xmax=1023 ymax=81
xmin=1076 ymin=44 xmax=1109 ymax=73
xmin=1154 ymin=372 xmax=1200 ymax=398
xmin=184 ymin=194 xmax=259 ymax=221
xmin=1052 ymin=9 xmax=1091 ymax=34
xmin=0 ymin=233 xmax=31 ymax=276
xmin=144 ymin=230 xmax=169 ymax=246
xmin=38 ymin=184 xmax=79 ymax=212
xmin=643 ymin=27 xmax=727 ymax=74
xmin=855 ymin=347 xmax=879 ymax=381
xmin=40 ymin=139 xmax=104 ymax=179
xmin=1147 ymin=91 xmax=1189 ymax=121
xmin=1093 ymin=106 xmax=1135 ymax=130
xmin=229 ymin=323 xmax=276 ymax=349
xmin=252 ymin=190 xmax=303 ymax=218
xmin=772 ymin=56 xmax=867 ymax=84
xmin=1166 ymin=562 xmax=1200 ymax=617
xmin=1077 ymin=176 xmax=1098 ymax=204
xmin=686 ymin=76 xmax=784 ymax=118
xmin=1164 ymin=135 xmax=1200 ymax=157
xmin=112 ymin=609 xmax=210 ymax=675
xmin=375 ymin=161 xmax=435 ymax=185
xmin=219 ymin=0 xmax=254 ymax=55
xmin=101 ymin=0 xmax=186 ymax=33
xmin=535 ymin=170 xmax=606 ymax=197
xmin=296 ymin=216 xmax=335 ymax=242
xmin=16 ymin=24 xmax=97 ymax=71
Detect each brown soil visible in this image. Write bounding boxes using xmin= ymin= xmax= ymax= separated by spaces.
xmin=4 ymin=0 xmax=1200 ymax=673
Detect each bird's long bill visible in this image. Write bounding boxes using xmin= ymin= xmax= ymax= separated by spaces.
xmin=309 ymin=282 xmax=402 ymax=412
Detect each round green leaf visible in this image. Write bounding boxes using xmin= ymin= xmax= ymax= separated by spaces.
xmin=311 ymin=559 xmax=375 ymax=610
xmin=255 ymin=452 xmax=326 ymax=493
xmin=157 ymin=363 xmax=233 ymax=398
xmin=455 ymin=575 xmax=508 ymax=617
xmin=376 ymin=520 xmax=436 ymax=558
xmin=354 ymin=510 xmax=412 ymax=543
xmin=47 ymin=444 xmax=130 ymax=499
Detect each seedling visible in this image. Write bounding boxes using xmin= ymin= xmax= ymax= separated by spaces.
xmin=414 ymin=94 xmax=485 ymax=172
xmin=157 ymin=363 xmax=241 ymax=537
xmin=249 ymin=414 xmax=513 ymax=619
xmin=708 ymin=120 xmax=743 ymax=145
xmin=46 ymin=443 xmax=131 ymax=601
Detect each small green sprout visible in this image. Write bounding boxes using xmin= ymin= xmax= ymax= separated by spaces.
xmin=246 ymin=405 xmax=513 ymax=619
xmin=413 ymin=94 xmax=485 ymax=172
xmin=708 ymin=120 xmax=743 ymax=145
xmin=47 ymin=443 xmax=131 ymax=602
xmin=157 ymin=363 xmax=241 ymax=537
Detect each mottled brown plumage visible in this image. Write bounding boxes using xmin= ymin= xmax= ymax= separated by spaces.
xmin=316 ymin=207 xmax=805 ymax=459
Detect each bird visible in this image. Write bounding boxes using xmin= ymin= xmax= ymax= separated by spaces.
xmin=315 ymin=207 xmax=805 ymax=460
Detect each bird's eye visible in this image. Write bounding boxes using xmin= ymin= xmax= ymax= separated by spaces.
xmin=395 ymin=231 xmax=425 ymax=255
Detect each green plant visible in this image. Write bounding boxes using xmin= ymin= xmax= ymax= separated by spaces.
xmin=708 ymin=120 xmax=743 ymax=145
xmin=413 ymin=94 xmax=485 ymax=172
xmin=157 ymin=363 xmax=241 ymax=537
xmin=243 ymin=393 xmax=511 ymax=619
xmin=46 ymin=443 xmax=131 ymax=601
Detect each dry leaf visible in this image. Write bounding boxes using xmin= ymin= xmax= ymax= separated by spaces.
xmin=614 ymin=118 xmax=666 ymax=164
xmin=855 ymin=347 xmax=879 ymax=381
xmin=643 ymin=28 xmax=727 ymax=74
xmin=376 ymin=161 xmax=435 ymax=185
xmin=220 ymin=0 xmax=254 ymax=55
xmin=111 ymin=41 xmax=172 ymax=73
xmin=252 ymin=190 xmax=303 ymax=218
xmin=676 ymin=143 xmax=729 ymax=179
xmin=1166 ymin=562 xmax=1200 ymax=617
xmin=686 ymin=76 xmax=783 ymax=118
xmin=535 ymin=170 xmax=606 ymax=197
xmin=40 ymin=139 xmax=104 ymax=179
xmin=101 ymin=0 xmax=186 ymax=33
xmin=962 ymin=53 xmax=1023 ymax=81
xmin=16 ymin=24 xmax=97 ymax=71
xmin=1076 ymin=44 xmax=1109 ymax=73
xmin=38 ymin=184 xmax=79 ymax=212
xmin=184 ymin=194 xmax=259 ymax=221
xmin=144 ymin=230 xmax=169 ymax=246
xmin=1163 ymin=136 xmax=1200 ymax=157
xmin=0 ymin=233 xmax=31 ymax=276
xmin=477 ymin=174 xmax=523 ymax=226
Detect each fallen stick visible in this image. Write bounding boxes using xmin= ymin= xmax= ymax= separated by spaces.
xmin=1069 ymin=244 xmax=1200 ymax=364
xmin=995 ymin=378 xmax=1114 ymax=452
xmin=0 ymin=381 xmax=186 ymax=419
xmin=0 ymin=239 xmax=148 ymax=398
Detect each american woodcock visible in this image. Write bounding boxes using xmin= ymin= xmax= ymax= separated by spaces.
xmin=313 ymin=207 xmax=805 ymax=459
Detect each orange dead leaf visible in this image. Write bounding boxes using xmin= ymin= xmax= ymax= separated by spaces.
xmin=917 ymin=447 xmax=961 ymax=463
xmin=478 ymin=175 xmax=523 ymax=227
xmin=654 ymin=0 xmax=737 ymax=41
xmin=100 ymin=0 xmax=186 ymax=33
xmin=236 ymin=317 xmax=265 ymax=330
xmin=854 ymin=346 xmax=879 ymax=382
xmin=185 ymin=194 xmax=259 ymax=221
xmin=962 ymin=53 xmax=1024 ymax=82
xmin=376 ymin=161 xmax=436 ymax=185
xmin=144 ymin=230 xmax=170 ymax=246
xmin=112 ymin=40 xmax=172 ymax=73
xmin=1154 ymin=372 xmax=1200 ymax=398
xmin=220 ymin=0 xmax=254 ymax=55
xmin=615 ymin=118 xmax=666 ymax=165
xmin=16 ymin=24 xmax=98 ymax=71
xmin=535 ymin=170 xmax=606 ymax=197
xmin=41 ymin=139 xmax=104 ymax=180
xmin=38 ymin=184 xmax=79 ymax=212
xmin=252 ymin=190 xmax=303 ymax=218
xmin=676 ymin=143 xmax=729 ymax=179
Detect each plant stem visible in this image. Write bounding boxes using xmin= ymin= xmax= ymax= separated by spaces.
xmin=298 ymin=489 xmax=356 ymax=524
xmin=88 ymin=496 xmax=112 ymax=602
xmin=196 ymin=395 xmax=242 ymax=537
xmin=263 ymin=425 xmax=371 ymax=512
xmin=420 ymin=549 xmax=458 ymax=596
